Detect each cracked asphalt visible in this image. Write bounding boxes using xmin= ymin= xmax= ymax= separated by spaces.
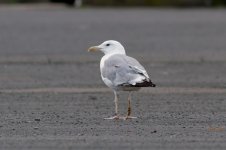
xmin=0 ymin=5 xmax=226 ymax=150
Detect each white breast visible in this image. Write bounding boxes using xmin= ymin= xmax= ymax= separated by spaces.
xmin=100 ymin=54 xmax=111 ymax=70
xmin=100 ymin=54 xmax=115 ymax=88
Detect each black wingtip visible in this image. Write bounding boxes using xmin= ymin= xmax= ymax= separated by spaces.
xmin=118 ymin=80 xmax=156 ymax=88
xmin=131 ymin=80 xmax=156 ymax=87
xmin=147 ymin=81 xmax=156 ymax=87
xmin=150 ymin=83 xmax=156 ymax=87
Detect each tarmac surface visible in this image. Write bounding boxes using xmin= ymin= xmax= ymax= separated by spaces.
xmin=0 ymin=5 xmax=226 ymax=150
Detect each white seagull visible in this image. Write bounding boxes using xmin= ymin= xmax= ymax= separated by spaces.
xmin=88 ymin=40 xmax=156 ymax=120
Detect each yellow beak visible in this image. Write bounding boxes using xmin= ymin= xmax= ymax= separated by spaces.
xmin=88 ymin=46 xmax=101 ymax=52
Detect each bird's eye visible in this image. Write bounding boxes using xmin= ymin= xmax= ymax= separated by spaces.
xmin=106 ymin=44 xmax=110 ymax=46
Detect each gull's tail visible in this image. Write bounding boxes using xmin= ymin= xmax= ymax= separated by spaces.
xmin=119 ymin=80 xmax=156 ymax=87
xmin=134 ymin=80 xmax=156 ymax=87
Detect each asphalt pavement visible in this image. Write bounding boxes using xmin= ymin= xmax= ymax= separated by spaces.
xmin=0 ymin=5 xmax=226 ymax=150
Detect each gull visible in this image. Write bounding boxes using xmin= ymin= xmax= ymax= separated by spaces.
xmin=88 ymin=40 xmax=156 ymax=120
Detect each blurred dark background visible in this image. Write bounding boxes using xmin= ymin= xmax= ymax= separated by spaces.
xmin=0 ymin=0 xmax=226 ymax=7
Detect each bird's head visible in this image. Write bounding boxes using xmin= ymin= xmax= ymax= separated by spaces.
xmin=88 ymin=40 xmax=126 ymax=55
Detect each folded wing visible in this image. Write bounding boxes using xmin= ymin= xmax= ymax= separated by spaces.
xmin=101 ymin=54 xmax=156 ymax=87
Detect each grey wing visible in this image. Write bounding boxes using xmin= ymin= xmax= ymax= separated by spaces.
xmin=101 ymin=54 xmax=150 ymax=86
xmin=123 ymin=55 xmax=150 ymax=80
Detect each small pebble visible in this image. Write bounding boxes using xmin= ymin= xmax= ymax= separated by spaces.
xmin=151 ymin=130 xmax=157 ymax=133
xmin=89 ymin=96 xmax=97 ymax=100
xmin=34 ymin=119 xmax=41 ymax=122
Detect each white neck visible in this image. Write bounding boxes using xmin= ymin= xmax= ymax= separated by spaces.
xmin=103 ymin=50 xmax=126 ymax=56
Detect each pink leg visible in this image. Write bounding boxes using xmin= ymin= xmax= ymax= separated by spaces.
xmin=124 ymin=92 xmax=137 ymax=120
xmin=104 ymin=91 xmax=120 ymax=120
